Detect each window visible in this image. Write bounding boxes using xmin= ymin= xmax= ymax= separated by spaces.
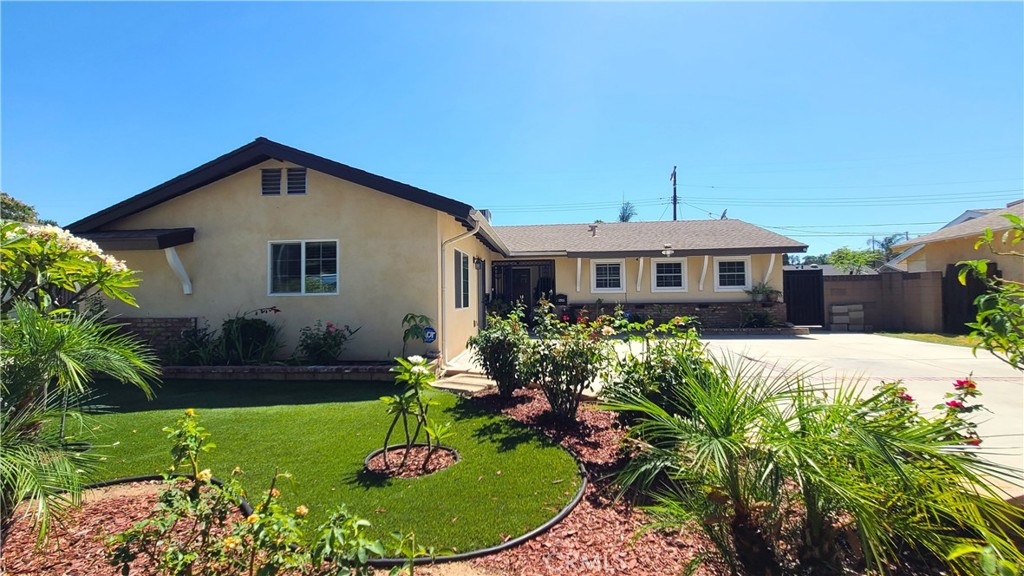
xmin=714 ymin=256 xmax=751 ymax=292
xmin=651 ymin=257 xmax=687 ymax=292
xmin=269 ymin=240 xmax=338 ymax=295
xmin=261 ymin=168 xmax=306 ymax=195
xmin=591 ymin=259 xmax=625 ymax=293
xmin=454 ymin=250 xmax=470 ymax=309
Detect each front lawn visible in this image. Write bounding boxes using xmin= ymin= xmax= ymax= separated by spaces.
xmin=877 ymin=332 xmax=982 ymax=348
xmin=86 ymin=379 xmax=582 ymax=553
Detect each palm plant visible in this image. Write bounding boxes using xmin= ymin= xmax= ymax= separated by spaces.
xmin=1 ymin=302 xmax=159 ymax=542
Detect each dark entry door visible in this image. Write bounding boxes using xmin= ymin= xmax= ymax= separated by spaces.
xmin=510 ymin=268 xmax=532 ymax=309
xmin=783 ymin=268 xmax=825 ymax=326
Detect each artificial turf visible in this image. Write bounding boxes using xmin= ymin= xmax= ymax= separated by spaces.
xmin=85 ymin=379 xmax=582 ymax=553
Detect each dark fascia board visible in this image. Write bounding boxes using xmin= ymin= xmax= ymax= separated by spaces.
xmin=79 ymin=228 xmax=195 ymax=251
xmin=561 ymin=246 xmax=808 ymax=259
xmin=67 ymin=138 xmax=475 ymax=233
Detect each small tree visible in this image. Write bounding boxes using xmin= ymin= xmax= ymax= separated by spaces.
xmin=827 ymin=247 xmax=882 ymax=274
xmin=958 ymin=213 xmax=1024 ymax=370
xmin=618 ymin=201 xmax=638 ymax=223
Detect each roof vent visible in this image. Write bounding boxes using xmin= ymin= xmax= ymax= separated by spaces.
xmin=480 ymin=209 xmax=492 ymax=222
xmin=1008 ymin=199 xmax=1023 ymax=208
xmin=588 ymin=224 xmax=598 ymax=237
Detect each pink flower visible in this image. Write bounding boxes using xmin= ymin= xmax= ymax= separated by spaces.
xmin=898 ymin=392 xmax=913 ymax=402
xmin=954 ymin=378 xmax=977 ymax=391
xmin=946 ymin=399 xmax=965 ymax=410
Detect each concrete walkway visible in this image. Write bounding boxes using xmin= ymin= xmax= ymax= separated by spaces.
xmin=703 ymin=332 xmax=1023 ymax=489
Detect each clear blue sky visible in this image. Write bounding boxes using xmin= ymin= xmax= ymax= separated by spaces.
xmin=2 ymin=2 xmax=1021 ymax=256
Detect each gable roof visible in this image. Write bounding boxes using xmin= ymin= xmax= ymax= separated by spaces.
xmin=67 ymin=137 xmax=477 ymax=233
xmin=892 ymin=201 xmax=1024 ymax=252
xmin=494 ymin=219 xmax=806 ymax=258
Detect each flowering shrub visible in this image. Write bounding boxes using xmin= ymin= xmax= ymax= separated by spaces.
xmin=466 ymin=306 xmax=530 ymax=398
xmin=297 ymin=320 xmax=360 ymax=365
xmin=0 ymin=221 xmax=139 ymax=312
xmin=381 ymin=356 xmax=452 ymax=470
xmin=934 ymin=376 xmax=986 ymax=446
xmin=520 ymin=301 xmax=615 ymax=421
xmin=108 ymin=410 xmax=395 ymax=576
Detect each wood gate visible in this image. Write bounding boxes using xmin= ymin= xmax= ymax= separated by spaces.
xmin=942 ymin=263 xmax=997 ymax=334
xmin=783 ymin=268 xmax=825 ymax=326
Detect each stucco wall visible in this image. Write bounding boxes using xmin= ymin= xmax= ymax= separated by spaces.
xmin=438 ymin=214 xmax=498 ymax=361
xmin=102 ymin=161 xmax=444 ymax=361
xmin=544 ymin=253 xmax=785 ymax=306
xmin=823 ymin=271 xmax=943 ymax=332
xmin=903 ymin=236 xmax=1023 ymax=283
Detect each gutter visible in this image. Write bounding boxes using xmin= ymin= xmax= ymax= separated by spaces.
xmin=439 ymin=210 xmax=483 ymax=369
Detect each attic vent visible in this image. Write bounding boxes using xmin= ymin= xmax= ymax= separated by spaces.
xmin=261 ymin=169 xmax=282 ymax=195
xmin=287 ymin=168 xmax=307 ymax=195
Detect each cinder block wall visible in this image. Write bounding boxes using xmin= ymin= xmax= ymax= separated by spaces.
xmin=823 ymin=272 xmax=943 ymax=332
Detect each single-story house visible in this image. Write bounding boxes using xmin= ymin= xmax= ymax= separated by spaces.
xmin=68 ymin=138 xmax=807 ymax=364
xmin=891 ymin=199 xmax=1024 ymax=284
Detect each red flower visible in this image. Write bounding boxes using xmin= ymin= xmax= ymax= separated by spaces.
xmin=954 ymin=378 xmax=977 ymax=390
xmin=561 ymin=314 xmax=570 ymax=322
xmin=946 ymin=399 xmax=965 ymax=410
xmin=898 ymin=392 xmax=913 ymax=402
xmin=965 ymin=437 xmax=982 ymax=446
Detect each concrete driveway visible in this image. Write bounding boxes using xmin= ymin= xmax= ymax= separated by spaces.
xmin=703 ymin=332 xmax=1024 ymax=488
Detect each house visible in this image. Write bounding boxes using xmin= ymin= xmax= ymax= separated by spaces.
xmin=891 ymin=199 xmax=1024 ymax=283
xmin=68 ymin=138 xmax=806 ymax=364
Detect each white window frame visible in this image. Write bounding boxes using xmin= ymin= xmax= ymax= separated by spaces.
xmin=713 ymin=256 xmax=751 ymax=292
xmin=590 ymin=258 xmax=626 ymax=293
xmin=651 ymin=257 xmax=688 ymax=292
xmin=267 ymin=239 xmax=339 ymax=296
xmin=454 ymin=249 xmax=470 ymax=309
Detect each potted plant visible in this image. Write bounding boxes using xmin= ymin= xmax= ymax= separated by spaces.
xmin=745 ymin=282 xmax=781 ymax=303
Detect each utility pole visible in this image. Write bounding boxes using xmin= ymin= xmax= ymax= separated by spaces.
xmin=670 ymin=166 xmax=678 ymax=221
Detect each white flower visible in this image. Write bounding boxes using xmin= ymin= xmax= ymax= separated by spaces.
xmin=407 ymin=355 xmax=425 ymax=365
xmin=411 ymin=365 xmax=430 ymax=375
xmin=601 ymin=326 xmax=616 ymax=336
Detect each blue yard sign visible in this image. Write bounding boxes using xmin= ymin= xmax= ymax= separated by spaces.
xmin=423 ymin=327 xmax=437 ymax=344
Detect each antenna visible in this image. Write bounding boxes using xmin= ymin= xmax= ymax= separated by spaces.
xmin=720 ymin=209 xmax=728 ymax=220
xmin=670 ymin=166 xmax=678 ymax=221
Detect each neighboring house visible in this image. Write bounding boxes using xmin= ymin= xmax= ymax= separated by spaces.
xmin=782 ymin=264 xmax=878 ymax=276
xmin=891 ymin=199 xmax=1024 ymax=283
xmin=68 ymin=138 xmax=806 ymax=364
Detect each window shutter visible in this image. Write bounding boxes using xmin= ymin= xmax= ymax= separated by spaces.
xmin=262 ymin=169 xmax=282 ymax=195
xmin=287 ymin=168 xmax=307 ymax=195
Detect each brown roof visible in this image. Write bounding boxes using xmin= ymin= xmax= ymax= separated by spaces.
xmin=893 ymin=201 xmax=1024 ymax=251
xmin=493 ymin=219 xmax=807 ymax=257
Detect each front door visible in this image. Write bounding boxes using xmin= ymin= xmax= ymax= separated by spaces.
xmin=510 ymin=268 xmax=532 ymax=310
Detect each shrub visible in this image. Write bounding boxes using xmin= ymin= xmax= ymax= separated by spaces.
xmin=520 ymin=302 xmax=614 ymax=421
xmin=400 ymin=313 xmax=433 ymax=358
xmin=466 ymin=306 xmax=530 ymax=398
xmin=739 ymin=306 xmax=780 ymax=328
xmin=108 ymin=410 xmax=397 ymax=576
xmin=222 ymin=307 xmax=282 ymax=365
xmin=297 ymin=320 xmax=360 ymax=365
xmin=169 ymin=321 xmax=226 ymax=366
xmin=605 ymin=357 xmax=1024 ymax=575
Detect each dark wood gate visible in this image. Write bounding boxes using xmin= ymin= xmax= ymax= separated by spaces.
xmin=942 ymin=263 xmax=997 ymax=334
xmin=783 ymin=268 xmax=825 ymax=326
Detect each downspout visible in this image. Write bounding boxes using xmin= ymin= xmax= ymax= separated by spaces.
xmin=439 ymin=210 xmax=483 ymax=370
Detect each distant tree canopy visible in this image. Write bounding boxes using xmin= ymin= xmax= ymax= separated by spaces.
xmin=827 ymin=247 xmax=883 ymax=274
xmin=1 ymin=192 xmax=56 ymax=225
xmin=618 ymin=201 xmax=637 ymax=223
xmin=800 ymin=254 xmax=829 ymax=265
xmin=867 ymin=233 xmax=910 ymax=262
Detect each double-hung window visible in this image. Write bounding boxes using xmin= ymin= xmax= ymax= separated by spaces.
xmin=269 ymin=240 xmax=338 ymax=295
xmin=454 ymin=250 xmax=470 ymax=309
xmin=262 ymin=168 xmax=307 ymax=195
xmin=713 ymin=256 xmax=751 ymax=292
xmin=591 ymin=259 xmax=625 ymax=293
xmin=651 ymin=257 xmax=687 ymax=292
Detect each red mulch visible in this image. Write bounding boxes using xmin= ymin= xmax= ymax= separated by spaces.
xmin=3 ymin=480 xmax=165 ymax=576
xmin=366 ymin=445 xmax=458 ymax=478
xmin=470 ymin=389 xmax=731 ymax=576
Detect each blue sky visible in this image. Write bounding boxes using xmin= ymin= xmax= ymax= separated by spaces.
xmin=2 ymin=2 xmax=1021 ymax=256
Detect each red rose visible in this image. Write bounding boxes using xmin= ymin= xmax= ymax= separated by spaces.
xmin=965 ymin=437 xmax=982 ymax=446
xmin=898 ymin=392 xmax=913 ymax=402
xmin=946 ymin=399 xmax=965 ymax=409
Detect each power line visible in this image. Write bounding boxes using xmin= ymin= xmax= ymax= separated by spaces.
xmin=679 ymin=177 xmax=1022 ymax=191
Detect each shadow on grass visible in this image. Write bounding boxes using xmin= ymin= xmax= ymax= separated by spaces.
xmin=444 ymin=395 xmax=556 ymax=453
xmin=90 ymin=378 xmax=401 ymax=414
xmin=342 ymin=467 xmax=394 ymax=490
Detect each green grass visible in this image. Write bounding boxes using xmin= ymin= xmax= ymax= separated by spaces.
xmin=84 ymin=379 xmax=581 ymax=553
xmin=877 ymin=332 xmax=982 ymax=348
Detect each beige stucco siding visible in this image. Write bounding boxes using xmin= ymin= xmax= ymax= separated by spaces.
xmin=102 ymin=161 xmax=444 ymax=360
xmin=543 ymin=253 xmax=784 ymax=305
xmin=902 ymin=236 xmax=1023 ymax=283
xmin=438 ymin=214 xmax=499 ymax=361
